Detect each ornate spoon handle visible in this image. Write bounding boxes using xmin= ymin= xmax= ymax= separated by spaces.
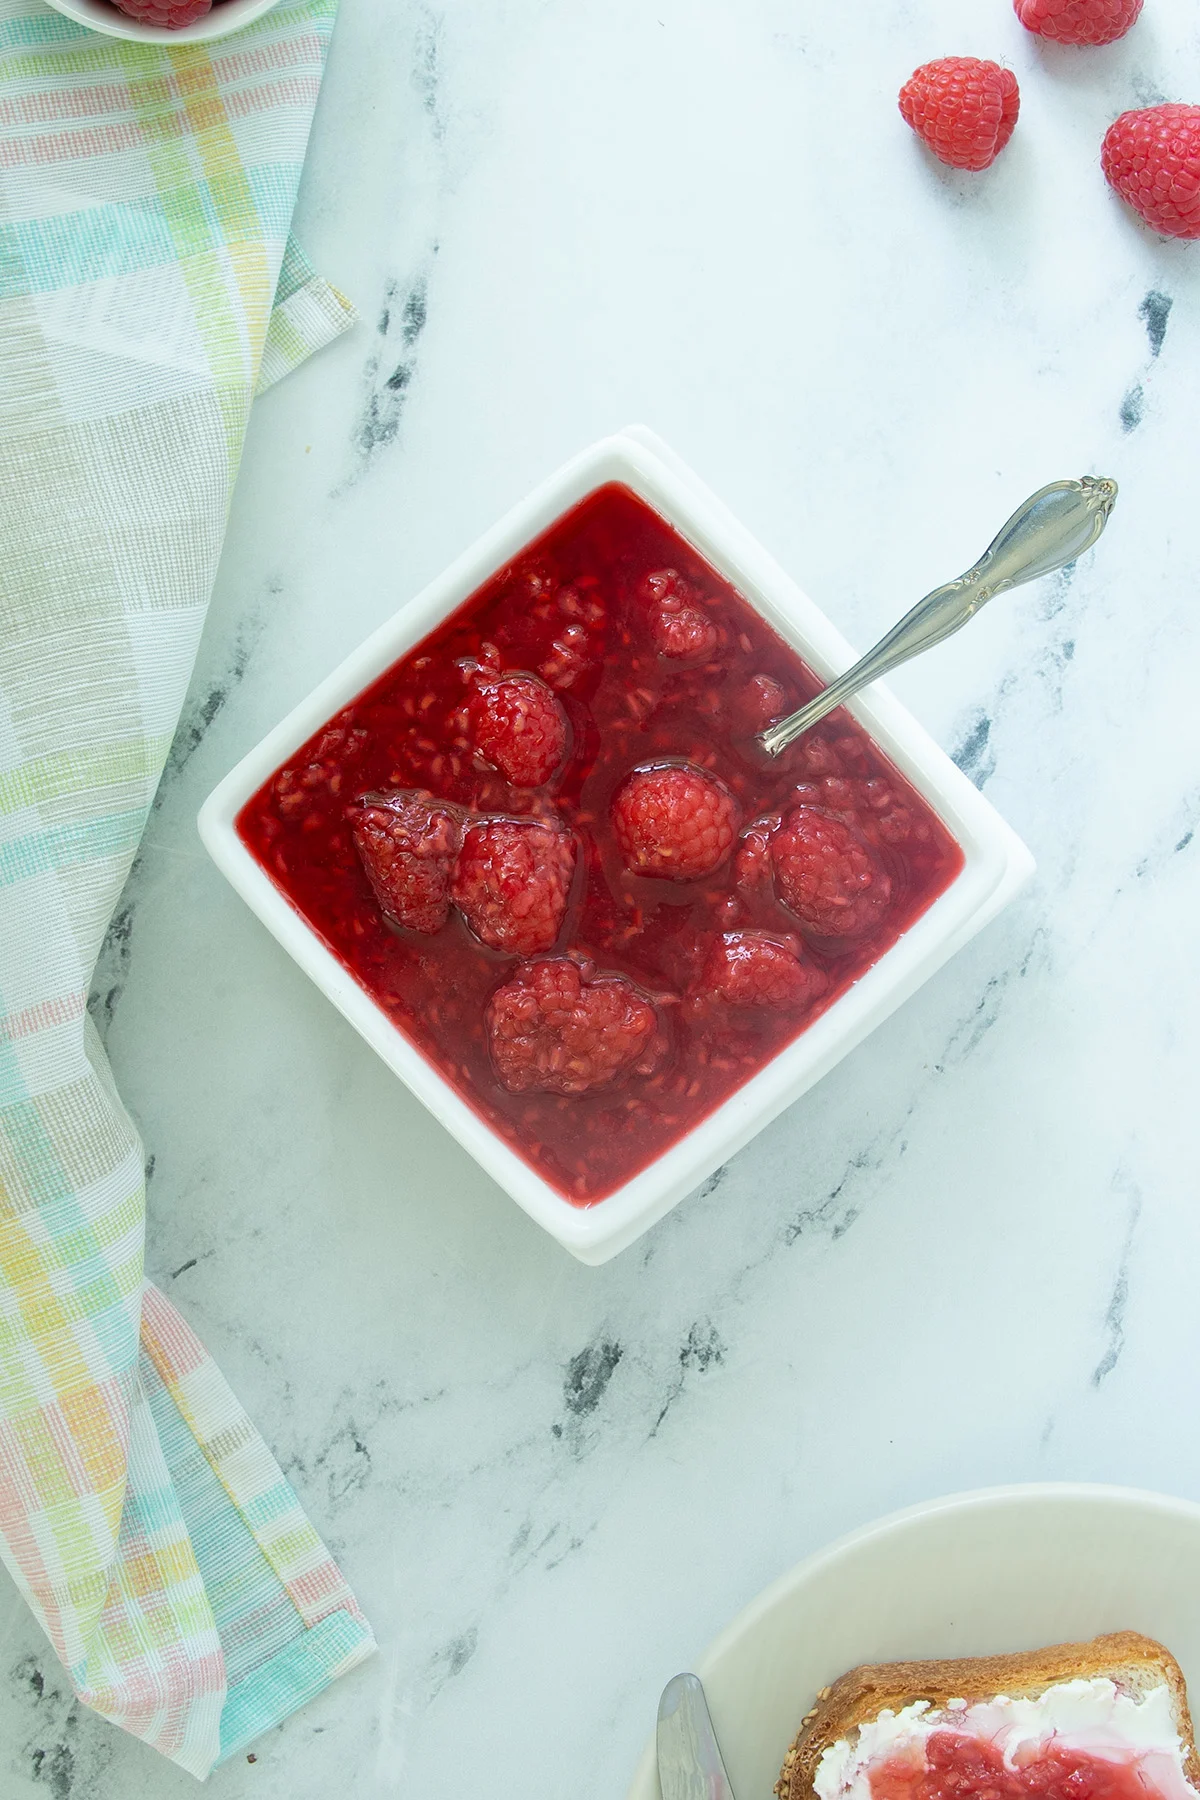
xmin=759 ymin=476 xmax=1118 ymax=758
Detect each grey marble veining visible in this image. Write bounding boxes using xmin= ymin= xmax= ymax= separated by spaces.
xmin=6 ymin=1 xmax=1200 ymax=1796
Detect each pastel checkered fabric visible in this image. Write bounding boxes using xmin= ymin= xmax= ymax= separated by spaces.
xmin=0 ymin=0 xmax=374 ymax=1776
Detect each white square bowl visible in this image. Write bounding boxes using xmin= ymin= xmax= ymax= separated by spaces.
xmin=199 ymin=427 xmax=1033 ymax=1265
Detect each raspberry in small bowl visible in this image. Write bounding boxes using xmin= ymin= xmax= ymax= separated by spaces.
xmin=43 ymin=0 xmax=279 ymax=45
xmin=201 ymin=429 xmax=1032 ymax=1263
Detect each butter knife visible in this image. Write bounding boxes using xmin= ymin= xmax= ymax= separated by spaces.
xmin=657 ymin=1672 xmax=737 ymax=1800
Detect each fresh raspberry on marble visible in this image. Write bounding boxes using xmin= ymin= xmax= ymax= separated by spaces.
xmin=452 ymin=817 xmax=575 ymax=955
xmin=637 ymin=569 xmax=718 ymax=662
xmin=486 ymin=957 xmax=663 ymax=1095
xmin=770 ymin=807 xmax=892 ymax=940
xmin=110 ymin=0 xmax=212 ymax=23
xmin=1014 ymin=0 xmax=1142 ymax=45
xmin=700 ymin=931 xmax=827 ymax=1010
xmin=611 ymin=762 xmax=739 ymax=881
xmin=1102 ymin=105 xmax=1200 ymax=239
xmin=899 ymin=57 xmax=1020 ymax=171
xmin=469 ymin=673 xmax=569 ymax=787
xmin=351 ymin=791 xmax=462 ymax=935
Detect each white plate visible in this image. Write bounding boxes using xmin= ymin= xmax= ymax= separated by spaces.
xmin=626 ymin=1483 xmax=1200 ymax=1800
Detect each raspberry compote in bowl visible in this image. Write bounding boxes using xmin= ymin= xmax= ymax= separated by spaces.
xmin=199 ymin=428 xmax=1033 ymax=1264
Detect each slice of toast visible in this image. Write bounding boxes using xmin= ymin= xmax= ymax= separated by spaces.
xmin=776 ymin=1631 xmax=1199 ymax=1800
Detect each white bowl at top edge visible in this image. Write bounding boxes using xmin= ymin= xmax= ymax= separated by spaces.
xmin=624 ymin=1482 xmax=1200 ymax=1800
xmin=43 ymin=0 xmax=280 ymax=46
xmin=198 ymin=426 xmax=1034 ymax=1266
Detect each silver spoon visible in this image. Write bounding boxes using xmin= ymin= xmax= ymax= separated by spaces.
xmin=759 ymin=475 xmax=1118 ymax=758
xmin=657 ymin=1672 xmax=737 ymax=1800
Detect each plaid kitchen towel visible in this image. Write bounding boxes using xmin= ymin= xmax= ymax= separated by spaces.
xmin=0 ymin=0 xmax=375 ymax=1777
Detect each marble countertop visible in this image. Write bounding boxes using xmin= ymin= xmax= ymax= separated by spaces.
xmin=6 ymin=0 xmax=1200 ymax=1794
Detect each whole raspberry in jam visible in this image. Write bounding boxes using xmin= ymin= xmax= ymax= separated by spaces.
xmin=701 ymin=932 xmax=827 ymax=1010
xmin=784 ymin=767 xmax=918 ymax=846
xmin=770 ymin=807 xmax=892 ymax=940
xmin=1015 ymin=0 xmax=1142 ymax=45
xmin=734 ymin=815 xmax=779 ymax=900
xmin=731 ymin=673 xmax=787 ymax=735
xmin=486 ymin=958 xmax=663 ymax=1095
xmin=110 ymin=0 xmax=212 ymax=22
xmin=452 ymin=818 xmax=576 ymax=955
xmin=638 ymin=569 xmax=718 ymax=662
xmin=539 ymin=624 xmax=594 ymax=691
xmin=470 ymin=673 xmax=569 ymax=787
xmin=899 ymin=58 xmax=1020 ymax=171
xmin=611 ymin=763 xmax=740 ymax=881
xmin=1102 ymin=105 xmax=1200 ymax=239
xmin=351 ymin=791 xmax=463 ymax=935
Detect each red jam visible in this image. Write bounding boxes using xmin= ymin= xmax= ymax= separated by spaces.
xmin=237 ymin=484 xmax=963 ymax=1203
xmin=869 ymin=1729 xmax=1167 ymax=1800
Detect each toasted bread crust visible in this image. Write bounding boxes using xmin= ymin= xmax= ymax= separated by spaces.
xmin=776 ymin=1632 xmax=1198 ymax=1800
